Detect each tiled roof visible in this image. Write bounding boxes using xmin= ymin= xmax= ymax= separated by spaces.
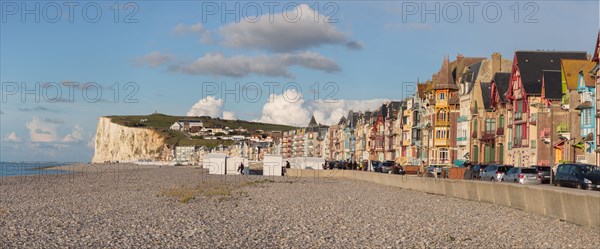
xmin=561 ymin=59 xmax=595 ymax=89
xmin=542 ymin=70 xmax=563 ymax=100
xmin=480 ymin=82 xmax=492 ymax=110
xmin=434 ymin=56 xmax=456 ymax=90
xmin=492 ymin=72 xmax=511 ymax=103
xmin=515 ymin=51 xmax=587 ymax=95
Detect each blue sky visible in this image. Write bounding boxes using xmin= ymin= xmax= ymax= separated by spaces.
xmin=1 ymin=1 xmax=598 ymax=162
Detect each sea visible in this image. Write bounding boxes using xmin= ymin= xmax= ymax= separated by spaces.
xmin=0 ymin=162 xmax=73 ymax=177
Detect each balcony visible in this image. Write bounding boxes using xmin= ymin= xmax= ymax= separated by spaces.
xmin=496 ymin=127 xmax=504 ymax=135
xmin=457 ymin=115 xmax=469 ymax=122
xmin=434 ymin=139 xmax=450 ymax=147
xmin=471 ymin=131 xmax=478 ymax=139
xmin=480 ymin=131 xmax=495 ymax=141
xmin=457 ymin=137 xmax=467 ymax=142
xmin=556 ymin=123 xmax=569 ymax=133
xmin=436 ymin=120 xmax=450 ymax=126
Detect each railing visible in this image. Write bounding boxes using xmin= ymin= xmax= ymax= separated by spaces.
xmin=436 ymin=120 xmax=450 ymax=126
xmin=496 ymin=127 xmax=504 ymax=135
xmin=457 ymin=137 xmax=467 ymax=142
xmin=557 ymin=123 xmax=569 ymax=133
xmin=515 ymin=112 xmax=523 ymax=120
xmin=481 ymin=131 xmax=495 ymax=140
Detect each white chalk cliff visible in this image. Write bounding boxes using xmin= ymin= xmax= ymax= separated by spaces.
xmin=92 ymin=117 xmax=166 ymax=163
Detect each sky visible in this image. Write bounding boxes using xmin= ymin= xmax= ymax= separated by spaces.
xmin=1 ymin=1 xmax=598 ymax=162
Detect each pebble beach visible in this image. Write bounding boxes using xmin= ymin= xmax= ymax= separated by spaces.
xmin=0 ymin=164 xmax=598 ymax=248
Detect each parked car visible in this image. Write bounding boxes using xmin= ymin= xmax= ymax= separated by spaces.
xmin=502 ymin=167 xmax=540 ymax=184
xmin=554 ymin=163 xmax=600 ymax=190
xmin=468 ymin=164 xmax=488 ymax=180
xmin=381 ymin=161 xmax=395 ymax=173
xmin=371 ymin=161 xmax=382 ymax=172
xmin=530 ymin=165 xmax=552 ymax=184
xmin=480 ymin=164 xmax=513 ymax=181
xmin=427 ymin=165 xmax=443 ymax=176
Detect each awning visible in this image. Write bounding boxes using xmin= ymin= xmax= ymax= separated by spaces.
xmin=584 ymin=133 xmax=594 ymax=142
xmin=453 ymin=159 xmax=466 ymax=166
xmin=553 ymin=139 xmax=565 ymax=149
xmin=572 ymin=140 xmax=585 ymax=149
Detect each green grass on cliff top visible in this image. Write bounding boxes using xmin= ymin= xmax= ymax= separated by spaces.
xmin=105 ymin=113 xmax=296 ymax=148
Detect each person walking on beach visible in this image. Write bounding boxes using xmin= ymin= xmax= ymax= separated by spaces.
xmin=238 ymin=163 xmax=245 ymax=175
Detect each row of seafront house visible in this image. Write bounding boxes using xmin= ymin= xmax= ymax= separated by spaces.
xmin=163 ymin=33 xmax=600 ymax=169
xmin=282 ymin=33 xmax=600 ymax=169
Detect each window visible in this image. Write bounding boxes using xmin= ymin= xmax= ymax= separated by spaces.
xmin=440 ymin=148 xmax=449 ymax=161
xmin=439 ymin=93 xmax=445 ymax=100
xmin=438 ymin=109 xmax=447 ymax=121
xmin=499 ymin=115 xmax=504 ymax=127
xmin=531 ymin=140 xmax=536 ymax=149
xmin=473 ymin=145 xmax=479 ymax=162
xmin=485 ymin=118 xmax=496 ymax=132
xmin=583 ymin=109 xmax=591 ymax=125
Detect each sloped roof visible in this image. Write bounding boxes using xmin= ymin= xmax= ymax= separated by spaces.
xmin=480 ymin=82 xmax=492 ymax=110
xmin=460 ymin=61 xmax=482 ymax=94
xmin=434 ymin=56 xmax=456 ymax=90
xmin=561 ymin=59 xmax=595 ymax=89
xmin=308 ymin=115 xmax=318 ymax=127
xmin=417 ymin=83 xmax=428 ymax=99
xmin=542 ymin=70 xmax=563 ymax=100
xmin=516 ymin=51 xmax=587 ymax=95
xmin=492 ymin=72 xmax=511 ymax=103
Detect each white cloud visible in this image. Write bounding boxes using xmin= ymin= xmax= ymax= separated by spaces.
xmin=135 ymin=51 xmax=173 ymax=68
xmin=172 ymin=23 xmax=212 ymax=43
xmin=170 ymin=51 xmax=339 ymax=78
xmin=258 ymin=89 xmax=310 ymax=126
xmin=186 ymin=96 xmax=224 ymax=118
xmin=63 ymin=124 xmax=84 ymax=143
xmin=222 ymin=111 xmax=236 ymax=120
xmin=257 ymin=89 xmax=387 ymax=126
xmin=220 ymin=4 xmax=359 ymax=52
xmin=26 ymin=116 xmax=59 ymax=142
xmin=4 ymin=132 xmax=23 ymax=142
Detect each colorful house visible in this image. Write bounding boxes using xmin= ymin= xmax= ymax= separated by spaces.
xmin=490 ymin=72 xmax=512 ymax=164
xmin=505 ymin=51 xmax=588 ymax=167
xmin=575 ymin=63 xmax=597 ymax=164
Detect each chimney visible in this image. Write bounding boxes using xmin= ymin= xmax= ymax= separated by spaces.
xmin=456 ymin=53 xmax=464 ymax=62
xmin=491 ymin=52 xmax=502 ymax=73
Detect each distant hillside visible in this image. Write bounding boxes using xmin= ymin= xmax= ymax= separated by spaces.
xmin=104 ymin=113 xmax=297 ymax=148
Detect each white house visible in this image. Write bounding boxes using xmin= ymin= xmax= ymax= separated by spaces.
xmin=170 ymin=120 xmax=203 ymax=131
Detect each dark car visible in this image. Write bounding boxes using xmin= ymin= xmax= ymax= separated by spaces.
xmin=530 ymin=165 xmax=552 ymax=184
xmin=468 ymin=164 xmax=488 ymax=180
xmin=371 ymin=161 xmax=382 ymax=172
xmin=554 ymin=163 xmax=600 ymax=190
xmin=381 ymin=161 xmax=395 ymax=173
